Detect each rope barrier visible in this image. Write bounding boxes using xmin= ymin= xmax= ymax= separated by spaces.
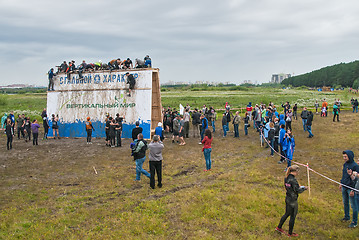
xmin=259 ymin=127 xmax=359 ymax=193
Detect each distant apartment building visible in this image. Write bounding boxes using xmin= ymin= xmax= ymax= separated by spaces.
xmin=271 ymin=73 xmax=291 ymax=83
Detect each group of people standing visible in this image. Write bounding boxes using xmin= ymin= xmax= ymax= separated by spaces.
xmin=1 ymin=109 xmax=60 ymax=150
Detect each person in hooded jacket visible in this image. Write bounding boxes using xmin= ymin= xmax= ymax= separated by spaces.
xmin=278 ymin=124 xmax=286 ymax=164
xmin=348 ymin=166 xmax=359 ymax=228
xmin=276 ymin=165 xmax=307 ymax=237
xmin=279 ymin=114 xmax=285 ymax=127
xmin=282 ymin=129 xmax=295 ymax=169
xmin=340 ymin=150 xmax=359 ymax=228
xmin=273 ymin=118 xmax=280 ymax=152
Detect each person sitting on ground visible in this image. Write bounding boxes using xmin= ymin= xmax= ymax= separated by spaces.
xmin=122 ymin=58 xmax=133 ymax=69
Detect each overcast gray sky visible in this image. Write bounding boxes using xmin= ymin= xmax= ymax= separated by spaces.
xmin=1 ymin=0 xmax=359 ymax=86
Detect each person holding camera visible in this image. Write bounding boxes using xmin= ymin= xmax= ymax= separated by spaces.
xmin=282 ymin=129 xmax=295 ymax=170
xmin=276 ymin=165 xmax=308 ymax=237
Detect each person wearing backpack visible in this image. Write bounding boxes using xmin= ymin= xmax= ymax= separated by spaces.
xmin=333 ymin=102 xmax=340 ymax=122
xmin=133 ymin=133 xmax=151 ymax=181
xmin=51 ymin=114 xmax=60 ymax=139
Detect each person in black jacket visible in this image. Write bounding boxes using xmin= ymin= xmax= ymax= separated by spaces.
xmin=276 ymin=165 xmax=307 ymax=237
xmin=5 ymin=119 xmax=14 ymax=150
xmin=132 ymin=121 xmax=143 ymax=141
xmin=306 ymin=111 xmax=314 ymax=138
xmin=43 ymin=114 xmax=49 ymax=140
xmin=133 ymin=133 xmax=150 ymax=181
xmin=340 ymin=150 xmax=359 ymax=227
xmin=268 ymin=122 xmax=275 ymax=157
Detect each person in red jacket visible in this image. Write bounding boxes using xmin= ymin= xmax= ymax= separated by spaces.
xmin=202 ymin=129 xmax=213 ymax=171
xmin=246 ymin=102 xmax=253 ymax=121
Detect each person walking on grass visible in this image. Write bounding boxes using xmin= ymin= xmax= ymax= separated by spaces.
xmin=306 ymin=111 xmax=314 ymax=138
xmin=148 ymin=135 xmax=164 ymax=189
xmin=340 ymin=150 xmax=359 ymax=228
xmin=202 ymin=129 xmax=213 ymax=171
xmin=31 ymin=119 xmax=40 ymax=146
xmin=5 ymin=119 xmax=14 ymax=150
xmin=276 ymin=165 xmax=308 ymax=237
xmin=333 ymin=102 xmax=340 ymax=122
xmin=133 ymin=133 xmax=151 ymax=181
xmin=85 ymin=117 xmax=95 ymax=144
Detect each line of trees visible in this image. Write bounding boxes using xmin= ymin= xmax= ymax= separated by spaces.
xmin=282 ymin=60 xmax=359 ymax=88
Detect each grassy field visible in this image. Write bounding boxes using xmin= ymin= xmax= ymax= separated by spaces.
xmin=0 ymin=87 xmax=356 ymax=119
xmin=1 ymin=88 xmax=359 ymax=239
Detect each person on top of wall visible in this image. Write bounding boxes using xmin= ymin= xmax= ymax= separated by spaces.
xmin=48 ymin=68 xmax=55 ymax=91
xmin=108 ymin=58 xmax=121 ymax=71
xmin=144 ymin=55 xmax=152 ymax=68
xmin=135 ymin=58 xmax=146 ymax=68
xmin=122 ymin=58 xmax=133 ymax=69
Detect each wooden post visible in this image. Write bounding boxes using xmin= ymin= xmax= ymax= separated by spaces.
xmin=307 ymin=162 xmax=311 ymax=197
xmin=151 ymin=69 xmax=162 ymax=137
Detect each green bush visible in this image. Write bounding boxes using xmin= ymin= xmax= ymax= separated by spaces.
xmin=0 ymin=95 xmax=7 ymax=106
